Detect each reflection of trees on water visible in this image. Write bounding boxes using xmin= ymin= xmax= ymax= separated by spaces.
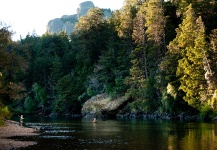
xmin=81 ymin=120 xmax=217 ymax=150
xmin=167 ymin=123 xmax=217 ymax=150
xmin=13 ymin=117 xmax=217 ymax=150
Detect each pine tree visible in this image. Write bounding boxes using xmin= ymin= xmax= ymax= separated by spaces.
xmin=145 ymin=0 xmax=165 ymax=44
xmin=145 ymin=0 xmax=166 ymax=57
xmin=118 ymin=0 xmax=138 ymax=39
xmin=208 ymin=29 xmax=217 ymax=109
xmin=168 ymin=5 xmax=208 ymax=109
xmin=0 ymin=26 xmax=27 ymax=103
xmin=127 ymin=3 xmax=147 ymax=100
xmin=74 ymin=8 xmax=104 ymax=33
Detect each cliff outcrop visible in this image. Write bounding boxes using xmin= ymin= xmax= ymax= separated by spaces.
xmin=81 ymin=94 xmax=133 ymax=118
xmin=46 ymin=1 xmax=111 ymax=35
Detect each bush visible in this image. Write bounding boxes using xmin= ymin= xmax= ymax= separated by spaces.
xmin=199 ymin=104 xmax=215 ymax=119
xmin=0 ymin=102 xmax=11 ymax=125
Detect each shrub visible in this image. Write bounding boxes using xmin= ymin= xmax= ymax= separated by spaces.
xmin=199 ymin=104 xmax=215 ymax=119
xmin=0 ymin=102 xmax=11 ymax=125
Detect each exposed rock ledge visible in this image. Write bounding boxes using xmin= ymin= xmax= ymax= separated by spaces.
xmin=81 ymin=94 xmax=133 ymax=118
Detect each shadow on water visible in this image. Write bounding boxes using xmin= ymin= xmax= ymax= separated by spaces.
xmin=10 ymin=116 xmax=217 ymax=150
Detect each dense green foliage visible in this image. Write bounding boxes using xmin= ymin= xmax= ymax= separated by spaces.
xmin=1 ymin=0 xmax=217 ymax=119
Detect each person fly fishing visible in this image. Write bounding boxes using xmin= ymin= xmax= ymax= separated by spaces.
xmin=20 ymin=115 xmax=24 ymax=126
xmin=92 ymin=118 xmax=97 ymax=123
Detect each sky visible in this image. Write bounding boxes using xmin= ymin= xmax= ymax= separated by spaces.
xmin=0 ymin=0 xmax=125 ymax=40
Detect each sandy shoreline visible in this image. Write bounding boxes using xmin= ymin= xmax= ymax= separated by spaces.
xmin=0 ymin=120 xmax=39 ymax=150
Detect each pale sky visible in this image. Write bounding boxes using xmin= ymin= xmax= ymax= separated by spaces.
xmin=0 ymin=0 xmax=125 ymax=40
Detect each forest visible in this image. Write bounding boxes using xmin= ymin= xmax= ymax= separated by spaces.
xmin=1 ymin=0 xmax=217 ymax=122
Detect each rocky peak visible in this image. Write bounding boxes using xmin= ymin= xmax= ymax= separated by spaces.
xmin=77 ymin=1 xmax=95 ymax=18
xmin=46 ymin=1 xmax=111 ymax=35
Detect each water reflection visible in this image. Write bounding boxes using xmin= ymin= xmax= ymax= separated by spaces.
xmin=167 ymin=122 xmax=217 ymax=150
xmin=10 ymin=117 xmax=217 ymax=150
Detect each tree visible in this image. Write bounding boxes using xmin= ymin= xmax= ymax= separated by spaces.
xmin=0 ymin=24 xmax=27 ymax=121
xmin=72 ymin=8 xmax=109 ymax=71
xmin=70 ymin=8 xmax=113 ymax=101
xmin=171 ymin=0 xmax=217 ymax=34
xmin=24 ymin=96 xmax=37 ymax=113
xmin=54 ymin=73 xmax=80 ymax=113
xmin=83 ymin=13 xmax=131 ymax=98
xmin=74 ymin=8 xmax=104 ymax=32
xmin=93 ymin=37 xmax=130 ymax=97
xmin=168 ymin=5 xmax=207 ymax=109
xmin=126 ymin=3 xmax=147 ymax=100
xmin=118 ymin=0 xmax=138 ymax=38
xmin=0 ymin=25 xmax=27 ymax=104
xmin=145 ymin=0 xmax=166 ymax=66
xmin=208 ymin=29 xmax=217 ymax=110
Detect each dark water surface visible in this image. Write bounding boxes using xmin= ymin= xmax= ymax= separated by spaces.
xmin=11 ymin=117 xmax=217 ymax=150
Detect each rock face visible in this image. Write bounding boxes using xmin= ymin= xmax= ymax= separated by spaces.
xmin=47 ymin=18 xmax=65 ymax=34
xmin=46 ymin=1 xmax=111 ymax=35
xmin=81 ymin=94 xmax=133 ymax=118
xmin=77 ymin=1 xmax=95 ymax=18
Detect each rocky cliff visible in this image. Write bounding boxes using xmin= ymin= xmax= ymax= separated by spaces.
xmin=77 ymin=1 xmax=95 ymax=18
xmin=46 ymin=1 xmax=111 ymax=35
xmin=81 ymin=94 xmax=133 ymax=118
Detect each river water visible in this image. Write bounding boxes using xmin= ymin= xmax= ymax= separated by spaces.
xmin=11 ymin=117 xmax=217 ymax=150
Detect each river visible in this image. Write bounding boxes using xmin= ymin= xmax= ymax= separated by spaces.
xmin=11 ymin=117 xmax=217 ymax=150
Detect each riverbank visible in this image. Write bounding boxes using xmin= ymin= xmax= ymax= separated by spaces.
xmin=0 ymin=120 xmax=38 ymax=150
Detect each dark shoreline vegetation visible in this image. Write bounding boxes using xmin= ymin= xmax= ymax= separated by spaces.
xmin=1 ymin=0 xmax=217 ymax=124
